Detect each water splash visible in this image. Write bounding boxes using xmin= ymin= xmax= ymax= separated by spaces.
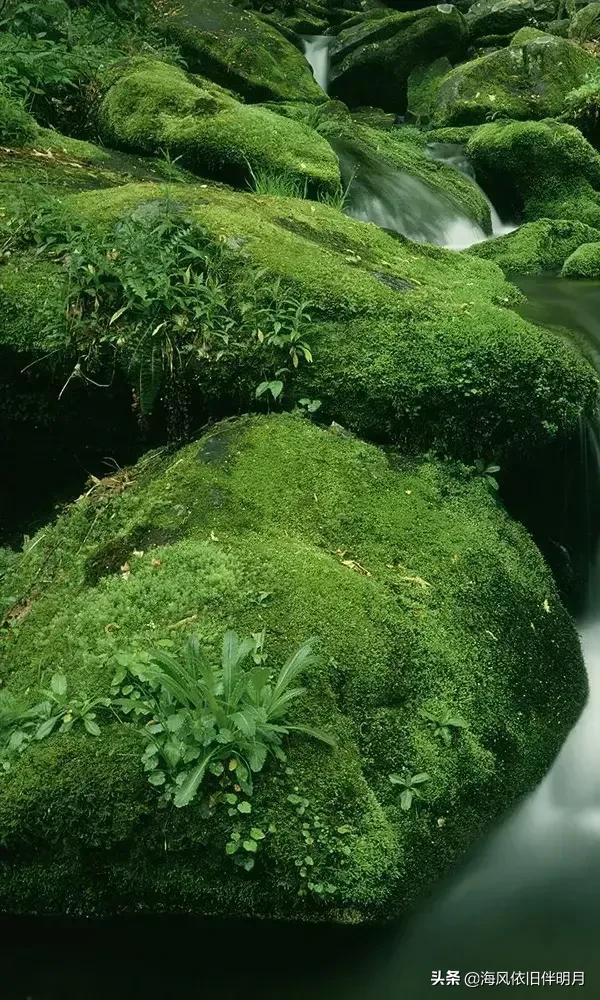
xmin=302 ymin=36 xmax=330 ymax=93
xmin=335 ymin=138 xmax=490 ymax=250
xmin=427 ymin=141 xmax=517 ymax=241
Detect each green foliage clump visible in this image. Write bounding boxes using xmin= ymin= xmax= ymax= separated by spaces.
xmin=0 ymin=88 xmax=37 ymax=145
xmin=1 ymin=194 xmax=315 ymax=434
xmin=561 ymin=240 xmax=600 ymax=276
xmin=112 ymin=631 xmax=334 ymax=811
xmin=468 ymin=218 xmax=600 ymax=274
xmin=0 ymin=1 xmax=179 ymax=136
xmin=0 ymin=413 xmax=587 ymax=920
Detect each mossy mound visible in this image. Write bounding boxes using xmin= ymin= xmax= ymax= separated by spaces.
xmin=0 ymin=128 xmax=196 ymax=201
xmin=160 ymin=0 xmax=324 ymax=103
xmin=97 ymin=58 xmax=340 ymax=193
xmin=466 ymin=0 xmax=539 ymax=40
xmin=467 ymin=218 xmax=600 ymax=273
xmin=561 ymin=240 xmax=600 ymax=275
xmin=433 ymin=30 xmax=597 ymax=125
xmin=329 ymin=5 xmax=468 ymax=112
xmin=570 ymin=1 xmax=600 ymax=40
xmin=467 ymin=119 xmax=600 ymax=226
xmin=1 ymin=177 xmax=597 ymax=459
xmin=0 ymin=414 xmax=587 ymax=921
xmin=564 ymin=79 xmax=600 ymax=147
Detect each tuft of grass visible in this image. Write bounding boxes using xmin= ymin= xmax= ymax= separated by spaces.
xmin=247 ymin=162 xmax=354 ymax=211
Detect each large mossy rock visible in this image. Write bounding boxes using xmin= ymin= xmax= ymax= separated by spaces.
xmin=329 ymin=5 xmax=468 ymax=112
xmin=433 ymin=29 xmax=597 ymax=124
xmin=0 ymin=414 xmax=587 ymax=920
xmin=561 ymin=240 xmax=600 ymax=275
xmin=97 ymin=58 xmax=340 ymax=192
xmin=468 ymin=218 xmax=600 ymax=272
xmin=467 ymin=119 xmax=600 ymax=225
xmin=570 ymin=1 xmax=600 ymax=40
xmin=159 ymin=0 xmax=325 ymax=103
xmin=466 ymin=0 xmax=546 ymax=40
xmin=1 ymin=168 xmax=597 ymax=460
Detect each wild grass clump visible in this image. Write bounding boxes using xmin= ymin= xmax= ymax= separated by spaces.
xmin=247 ymin=163 xmax=353 ymax=210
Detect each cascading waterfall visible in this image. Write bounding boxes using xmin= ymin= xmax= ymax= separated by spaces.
xmin=333 ymin=138 xmax=496 ymax=250
xmin=302 ymin=36 xmax=331 ymax=93
xmin=428 ymin=141 xmax=517 ymax=241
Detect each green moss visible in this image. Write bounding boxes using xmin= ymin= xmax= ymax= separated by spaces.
xmin=0 ymin=414 xmax=587 ymax=920
xmin=3 ymin=179 xmax=597 ymax=459
xmin=561 ymin=240 xmax=600 ymax=275
xmin=434 ymin=31 xmax=597 ymax=126
xmin=0 ymin=131 xmax=195 ymax=203
xmin=564 ymin=79 xmax=600 ymax=147
xmin=407 ymin=57 xmax=452 ymax=126
xmin=468 ymin=218 xmax=600 ymax=273
xmin=329 ymin=5 xmax=468 ymax=112
xmin=466 ymin=0 xmax=538 ymax=40
xmin=161 ymin=0 xmax=324 ymax=103
xmin=98 ymin=58 xmax=340 ymax=192
xmin=467 ymin=119 xmax=600 ymax=226
xmin=570 ymin=1 xmax=600 ymax=40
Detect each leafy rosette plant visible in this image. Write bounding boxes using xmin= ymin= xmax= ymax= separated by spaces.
xmin=112 ymin=631 xmax=336 ymax=809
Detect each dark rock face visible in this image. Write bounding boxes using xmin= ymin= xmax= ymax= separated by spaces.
xmin=329 ymin=5 xmax=468 ymax=112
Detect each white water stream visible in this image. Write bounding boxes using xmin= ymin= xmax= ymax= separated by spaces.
xmin=302 ymin=35 xmax=331 ymax=93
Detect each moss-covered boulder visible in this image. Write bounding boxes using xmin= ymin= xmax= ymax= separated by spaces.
xmin=570 ymin=1 xmax=600 ymax=40
xmin=466 ymin=0 xmax=539 ymax=40
xmin=97 ymin=58 xmax=340 ymax=192
xmin=467 ymin=119 xmax=600 ymax=225
xmin=0 ymin=414 xmax=587 ymax=920
xmin=564 ymin=79 xmax=600 ymax=146
xmin=467 ymin=218 xmax=600 ymax=272
xmin=433 ymin=29 xmax=597 ymax=125
xmin=159 ymin=0 xmax=325 ymax=103
xmin=329 ymin=5 xmax=468 ymax=112
xmin=561 ymin=239 xmax=600 ymax=275
xmin=1 ymin=173 xmax=597 ymax=459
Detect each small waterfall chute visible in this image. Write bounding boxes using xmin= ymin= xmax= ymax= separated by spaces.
xmin=334 ymin=137 xmax=490 ymax=250
xmin=302 ymin=35 xmax=331 ymax=93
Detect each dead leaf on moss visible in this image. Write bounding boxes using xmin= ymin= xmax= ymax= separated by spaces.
xmin=335 ymin=549 xmax=371 ymax=577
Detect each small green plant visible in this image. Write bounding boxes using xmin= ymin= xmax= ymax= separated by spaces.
xmin=111 ymin=631 xmax=335 ymax=809
xmin=474 ymin=458 xmax=500 ymax=491
xmin=420 ymin=707 xmax=466 ymax=746
xmin=0 ymin=672 xmax=108 ymax=773
xmin=389 ymin=769 xmax=430 ymax=811
xmin=297 ymin=397 xmax=322 ymax=415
